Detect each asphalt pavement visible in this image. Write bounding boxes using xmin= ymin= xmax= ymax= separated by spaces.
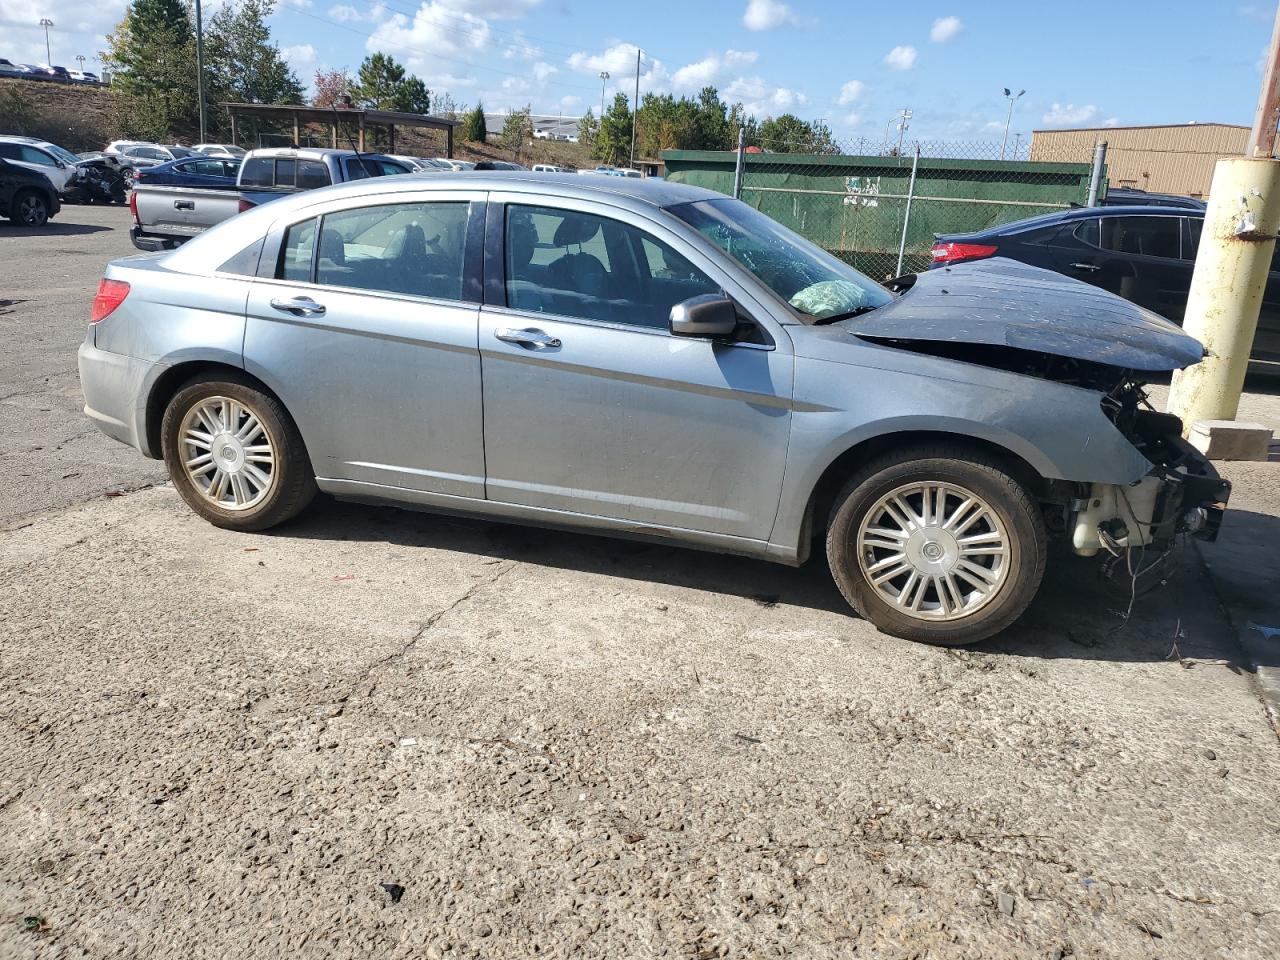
xmin=2 ymin=204 xmax=1279 ymax=960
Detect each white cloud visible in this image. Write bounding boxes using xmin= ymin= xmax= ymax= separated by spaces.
xmin=742 ymin=0 xmax=796 ymax=31
xmin=725 ymin=75 xmax=808 ymax=116
xmin=836 ymin=79 xmax=864 ymax=106
xmin=930 ymin=16 xmax=962 ymax=43
xmin=883 ymin=45 xmax=917 ymax=70
xmin=329 ymin=3 xmax=363 ymax=20
xmin=281 ymin=43 xmax=317 ymax=72
xmin=1041 ymin=102 xmax=1100 ymax=126
xmin=670 ymin=49 xmax=758 ymax=90
xmin=1103 ymin=116 xmax=1120 ymax=127
xmin=566 ymin=42 xmax=670 ymax=93
xmin=367 ymin=1 xmax=493 ymax=80
xmin=531 ymin=61 xmax=556 ymax=82
xmin=559 ymin=94 xmax=581 ymax=109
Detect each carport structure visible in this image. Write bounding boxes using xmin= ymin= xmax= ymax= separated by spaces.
xmin=221 ymin=102 xmax=460 ymax=157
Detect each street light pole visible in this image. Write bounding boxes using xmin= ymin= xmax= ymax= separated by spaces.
xmin=629 ymin=48 xmax=640 ymax=169
xmin=1000 ymin=88 xmax=1025 ymax=160
xmin=896 ymin=107 xmax=912 ymax=157
xmin=39 ymin=19 xmax=53 ymax=65
xmin=598 ymin=71 xmax=609 ymax=121
xmin=195 ymin=0 xmax=207 ymax=144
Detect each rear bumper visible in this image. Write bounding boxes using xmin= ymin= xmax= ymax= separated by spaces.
xmin=78 ymin=341 xmax=159 ymax=456
xmin=130 ymin=226 xmax=182 ymax=252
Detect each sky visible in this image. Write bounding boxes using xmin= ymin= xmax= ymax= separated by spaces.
xmin=2 ymin=0 xmax=1275 ymax=145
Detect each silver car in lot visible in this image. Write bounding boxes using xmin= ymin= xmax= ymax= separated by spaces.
xmin=79 ymin=174 xmax=1229 ymax=644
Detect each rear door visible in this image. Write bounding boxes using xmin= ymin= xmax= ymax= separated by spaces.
xmin=1073 ymin=214 xmax=1190 ymax=320
xmin=477 ymin=195 xmax=794 ymax=542
xmin=244 ymin=188 xmax=488 ymax=496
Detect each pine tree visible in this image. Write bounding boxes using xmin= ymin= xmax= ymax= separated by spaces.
xmin=461 ymin=103 xmax=487 ymax=143
xmin=102 ymin=0 xmax=197 ymax=140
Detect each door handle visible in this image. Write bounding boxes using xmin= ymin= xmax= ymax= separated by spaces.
xmin=270 ymin=296 xmax=326 ymax=316
xmin=495 ymin=327 xmax=561 ymax=348
xmin=1069 ymin=262 xmax=1101 ymax=272
xmin=174 ymin=199 xmax=195 ymax=210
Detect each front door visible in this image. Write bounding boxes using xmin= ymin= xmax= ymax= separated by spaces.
xmin=244 ymin=194 xmax=487 ymax=497
xmin=479 ymin=200 xmax=794 ymax=542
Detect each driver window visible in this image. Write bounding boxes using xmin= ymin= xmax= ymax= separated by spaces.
xmin=504 ymin=204 xmax=719 ymax=329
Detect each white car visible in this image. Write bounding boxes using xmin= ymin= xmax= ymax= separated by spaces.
xmin=432 ymin=158 xmax=475 ymax=171
xmin=531 ymin=164 xmax=565 ymax=173
xmin=193 ymin=143 xmax=247 ymax=159
xmin=0 ymin=136 xmax=84 ymax=193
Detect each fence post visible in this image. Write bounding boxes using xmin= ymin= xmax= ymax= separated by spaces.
xmin=1086 ymin=140 xmax=1107 ymax=207
xmin=895 ymin=144 xmax=921 ymax=277
xmin=733 ymin=127 xmax=746 ymax=200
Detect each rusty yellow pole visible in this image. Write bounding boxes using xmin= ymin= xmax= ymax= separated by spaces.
xmin=1168 ymin=158 xmax=1280 ymax=427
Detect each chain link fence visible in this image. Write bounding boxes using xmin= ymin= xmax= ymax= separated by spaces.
xmin=668 ymin=137 xmax=1106 ymax=281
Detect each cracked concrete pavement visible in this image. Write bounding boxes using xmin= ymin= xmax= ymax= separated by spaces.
xmin=2 ymin=205 xmax=1280 ymax=959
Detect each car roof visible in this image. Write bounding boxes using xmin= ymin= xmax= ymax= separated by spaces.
xmin=246 ymin=147 xmax=395 ymax=160
xmin=940 ymin=203 xmax=1200 ymax=241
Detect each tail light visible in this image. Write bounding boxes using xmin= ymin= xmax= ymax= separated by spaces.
xmin=128 ymin=188 xmax=138 ymax=224
xmin=91 ymin=279 xmax=130 ymax=323
xmin=930 ymin=241 xmax=998 ymax=265
xmin=237 ymin=198 xmax=256 ymax=214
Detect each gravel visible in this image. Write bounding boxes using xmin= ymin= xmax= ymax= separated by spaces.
xmin=2 ymin=205 xmax=1279 ymax=959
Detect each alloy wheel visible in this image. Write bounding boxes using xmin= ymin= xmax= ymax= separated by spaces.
xmin=18 ymin=195 xmax=47 ymax=226
xmin=178 ymin=396 xmax=277 ymax=511
xmin=856 ymin=480 xmax=1010 ymax=621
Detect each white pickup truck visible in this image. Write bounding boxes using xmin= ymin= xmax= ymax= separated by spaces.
xmin=129 ymin=147 xmax=413 ymax=251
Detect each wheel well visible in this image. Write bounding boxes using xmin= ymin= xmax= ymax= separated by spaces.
xmin=144 ymin=361 xmax=283 ymax=458
xmin=797 ymin=430 xmax=1048 ymax=564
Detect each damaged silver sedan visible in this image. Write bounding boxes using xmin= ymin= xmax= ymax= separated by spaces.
xmin=78 ymin=175 xmax=1228 ymax=645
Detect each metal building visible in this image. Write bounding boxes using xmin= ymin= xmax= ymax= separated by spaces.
xmin=1029 ymin=123 xmax=1249 ymax=198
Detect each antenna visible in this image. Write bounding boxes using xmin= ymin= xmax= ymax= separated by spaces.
xmin=333 ymin=93 xmax=376 ymax=178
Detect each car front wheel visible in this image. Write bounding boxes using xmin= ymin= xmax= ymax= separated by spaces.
xmin=12 ymin=190 xmax=50 ymax=227
xmin=161 ymin=376 xmax=317 ymax=531
xmin=825 ymin=445 xmax=1047 ymax=646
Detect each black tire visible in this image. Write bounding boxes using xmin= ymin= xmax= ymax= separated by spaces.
xmin=12 ymin=190 xmax=50 ymax=227
xmin=825 ymin=444 xmax=1047 ymax=646
xmin=161 ymin=374 xmax=317 ymax=532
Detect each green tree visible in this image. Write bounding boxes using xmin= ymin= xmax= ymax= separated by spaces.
xmin=102 ymin=0 xmax=197 ymax=140
xmin=501 ymin=104 xmax=531 ymax=158
xmin=461 ymin=102 xmax=487 ymax=142
xmin=635 ymin=92 xmax=697 ymax=158
xmin=395 ymin=76 xmax=431 ymax=113
xmin=206 ymin=0 xmax=304 ymax=112
xmin=755 ymin=114 xmax=837 ymax=154
xmin=576 ymin=108 xmax=596 ymax=149
xmin=692 ymin=86 xmax=731 ymax=150
xmin=432 ymin=91 xmax=459 ymax=120
xmin=594 ymin=92 xmax=632 ymax=166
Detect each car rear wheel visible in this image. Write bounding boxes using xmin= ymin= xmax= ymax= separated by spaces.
xmin=825 ymin=445 xmax=1047 ymax=646
xmin=161 ymin=376 xmax=316 ymax=531
xmin=12 ymin=190 xmax=49 ymax=227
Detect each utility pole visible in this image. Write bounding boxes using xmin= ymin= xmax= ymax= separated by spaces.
xmin=629 ymin=48 xmax=640 ymax=169
xmin=1168 ymin=1 xmax=1280 ymax=435
xmin=895 ymin=107 xmax=912 ymax=158
xmin=1000 ymin=88 xmax=1025 ymax=160
xmin=195 ymin=0 xmax=207 ymax=144
xmin=39 ymin=19 xmax=53 ymax=65
xmin=598 ymin=71 xmax=609 ymax=121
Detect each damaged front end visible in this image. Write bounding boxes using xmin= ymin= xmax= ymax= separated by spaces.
xmin=853 ymin=258 xmax=1231 ymax=577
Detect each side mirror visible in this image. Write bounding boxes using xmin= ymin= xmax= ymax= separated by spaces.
xmin=670 ymin=293 xmax=738 ymax=339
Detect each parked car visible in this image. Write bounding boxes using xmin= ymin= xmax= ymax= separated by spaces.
xmin=0 ymin=58 xmax=24 ymax=77
xmin=115 ymin=144 xmax=200 ymax=184
xmin=193 ymin=143 xmax=247 ymax=159
xmin=930 ymin=205 xmax=1280 ymax=367
xmin=135 ymin=155 xmax=241 ymax=189
xmin=387 ymin=154 xmax=451 ymax=172
xmin=0 ymin=136 xmax=84 ymax=194
xmin=0 ymin=157 xmax=59 ymax=225
xmin=433 ymin=158 xmax=474 ymax=171
xmin=77 ymin=150 xmax=123 ymax=168
xmin=531 ymin=164 xmax=565 ymax=173
xmin=129 ymin=147 xmax=412 ymax=250
xmin=1100 ymin=188 xmax=1206 ymax=210
xmin=81 ymin=175 xmax=1229 ymax=645
xmin=67 ymin=70 xmax=102 ymax=84
xmin=62 ymin=158 xmax=128 ymax=205
xmin=473 ymin=160 xmax=527 ymax=171
xmin=19 ymin=64 xmax=53 ymax=80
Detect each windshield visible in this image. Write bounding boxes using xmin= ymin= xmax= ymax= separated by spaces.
xmin=668 ymin=197 xmax=893 ymax=321
xmin=46 ymin=143 xmax=81 ymax=165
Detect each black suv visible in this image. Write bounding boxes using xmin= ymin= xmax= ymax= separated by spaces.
xmin=0 ymin=158 xmax=61 ymax=226
xmin=931 ymin=206 xmax=1279 ymax=368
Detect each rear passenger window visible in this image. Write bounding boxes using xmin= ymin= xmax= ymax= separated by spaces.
xmin=240 ymin=156 xmax=272 ymax=187
xmin=311 ymin=202 xmax=469 ymax=301
xmin=504 ymin=205 xmax=720 ymax=329
xmin=297 ymin=159 xmax=329 ymax=189
xmin=1099 ymin=216 xmax=1181 ymax=259
xmin=278 ymin=218 xmax=316 ymax=282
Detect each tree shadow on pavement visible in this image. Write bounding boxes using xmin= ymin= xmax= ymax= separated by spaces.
xmin=279 ymin=495 xmax=1274 ymax=671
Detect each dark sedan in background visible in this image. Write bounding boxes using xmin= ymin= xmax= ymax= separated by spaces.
xmin=134 ymin=155 xmax=241 ymax=189
xmin=931 ymin=205 xmax=1279 ymax=367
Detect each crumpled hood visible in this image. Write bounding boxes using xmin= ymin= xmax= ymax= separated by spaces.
xmin=842 ymin=257 xmax=1205 ymax=371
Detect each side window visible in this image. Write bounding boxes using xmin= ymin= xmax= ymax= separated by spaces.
xmin=1183 ymin=218 xmax=1202 ymax=262
xmin=313 ymin=201 xmax=469 ymax=301
xmin=1073 ymin=218 xmax=1100 ymax=247
xmin=240 ymin=157 xmax=272 ymax=187
xmin=277 ymin=217 xmax=316 ymax=282
xmin=0 ymin=144 xmax=17 ymax=160
xmin=1099 ymin=216 xmax=1181 ymax=259
xmin=344 ymin=157 xmax=370 ymax=181
xmin=296 ymin=159 xmax=329 ymax=189
xmin=504 ymin=204 xmax=719 ymax=329
xmin=20 ymin=147 xmax=55 ymax=166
